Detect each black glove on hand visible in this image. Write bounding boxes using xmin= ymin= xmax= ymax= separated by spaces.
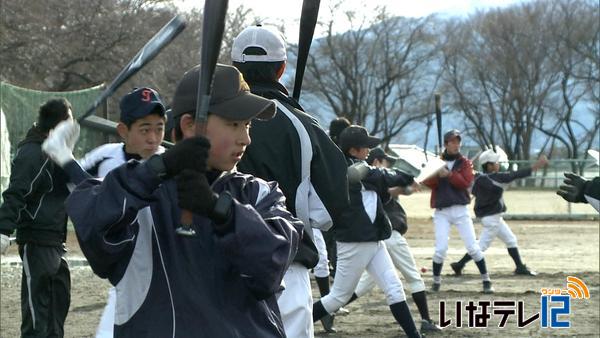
xmin=557 ymin=172 xmax=588 ymax=203
xmin=176 ymin=170 xmax=232 ymax=226
xmin=162 ymin=136 xmax=210 ymax=177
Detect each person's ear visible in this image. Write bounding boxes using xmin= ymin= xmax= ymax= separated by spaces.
xmin=276 ymin=61 xmax=286 ymax=80
xmin=116 ymin=122 xmax=128 ymax=140
xmin=179 ymin=114 xmax=196 ymax=139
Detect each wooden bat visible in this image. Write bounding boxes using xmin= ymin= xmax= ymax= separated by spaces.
xmin=177 ymin=0 xmax=229 ymax=236
xmin=292 ymin=0 xmax=321 ymax=101
xmin=77 ymin=15 xmax=186 ymax=123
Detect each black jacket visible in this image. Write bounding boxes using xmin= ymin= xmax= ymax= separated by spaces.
xmin=472 ymin=168 xmax=532 ymax=218
xmin=237 ymin=81 xmax=350 ymax=268
xmin=0 ymin=125 xmax=70 ymax=245
xmin=335 ymin=158 xmax=413 ymax=242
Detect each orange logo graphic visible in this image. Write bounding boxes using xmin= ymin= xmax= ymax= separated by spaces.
xmin=565 ymin=276 xmax=590 ymax=299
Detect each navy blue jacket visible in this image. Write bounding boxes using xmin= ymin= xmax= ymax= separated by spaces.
xmin=472 ymin=168 xmax=532 ymax=218
xmin=66 ymin=160 xmax=302 ymax=337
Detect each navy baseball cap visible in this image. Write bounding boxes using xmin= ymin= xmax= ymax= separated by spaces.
xmin=366 ymin=147 xmax=398 ymax=165
xmin=119 ymin=87 xmax=166 ymax=124
xmin=338 ymin=125 xmax=381 ymax=153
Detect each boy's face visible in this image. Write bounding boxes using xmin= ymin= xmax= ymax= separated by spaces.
xmin=205 ymin=114 xmax=251 ymax=171
xmin=350 ymin=146 xmax=370 ymax=160
xmin=445 ymin=137 xmax=461 ymax=155
xmin=487 ymin=162 xmax=500 ymax=173
xmin=118 ymin=114 xmax=165 ymax=159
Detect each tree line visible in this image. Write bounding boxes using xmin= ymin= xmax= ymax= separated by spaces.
xmin=1 ymin=0 xmax=598 ymax=163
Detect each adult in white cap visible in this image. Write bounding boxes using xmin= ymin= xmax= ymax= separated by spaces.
xmin=231 ymin=25 xmax=350 ymax=336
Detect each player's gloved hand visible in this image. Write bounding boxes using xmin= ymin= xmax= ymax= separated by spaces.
xmin=42 ymin=119 xmax=80 ymax=167
xmin=162 ymin=136 xmax=210 ymax=177
xmin=557 ymin=172 xmax=588 ymax=203
xmin=1 ymin=234 xmax=10 ymax=255
xmin=176 ymin=170 xmax=233 ymax=228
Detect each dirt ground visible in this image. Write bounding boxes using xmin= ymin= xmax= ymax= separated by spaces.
xmin=1 ymin=218 xmax=599 ymax=337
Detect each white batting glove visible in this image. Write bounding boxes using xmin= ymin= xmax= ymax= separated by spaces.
xmin=0 ymin=234 xmax=9 ymax=254
xmin=42 ymin=119 xmax=80 ymax=167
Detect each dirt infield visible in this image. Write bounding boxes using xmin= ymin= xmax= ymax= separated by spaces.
xmin=1 ymin=219 xmax=599 ymax=337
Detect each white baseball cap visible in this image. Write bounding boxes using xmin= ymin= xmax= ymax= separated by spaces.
xmin=479 ymin=149 xmax=501 ymax=165
xmin=231 ymin=25 xmax=287 ymax=63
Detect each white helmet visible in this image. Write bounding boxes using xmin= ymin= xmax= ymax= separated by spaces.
xmin=478 ymin=149 xmax=501 ymax=165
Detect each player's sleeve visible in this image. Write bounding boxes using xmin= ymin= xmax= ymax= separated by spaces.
xmin=448 ymin=159 xmax=474 ymax=189
xmin=215 ymin=178 xmax=302 ymax=300
xmin=363 ymin=167 xmax=414 ymax=195
xmin=491 ymin=168 xmax=532 ymax=184
xmin=0 ymin=144 xmax=47 ymax=235
xmin=65 ymin=160 xmax=161 ymax=278
xmin=584 ymin=177 xmax=600 ymax=212
xmin=422 ymin=175 xmax=439 ymax=189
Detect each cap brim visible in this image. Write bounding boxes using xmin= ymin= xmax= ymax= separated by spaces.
xmin=365 ymin=136 xmax=381 ymax=149
xmin=210 ymin=91 xmax=276 ymax=121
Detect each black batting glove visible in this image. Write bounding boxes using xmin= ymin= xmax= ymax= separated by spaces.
xmin=557 ymin=172 xmax=588 ymax=203
xmin=162 ymin=136 xmax=211 ymax=177
xmin=176 ymin=170 xmax=233 ymax=230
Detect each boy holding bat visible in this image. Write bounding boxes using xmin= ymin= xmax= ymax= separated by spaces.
xmin=50 ymin=64 xmax=302 ymax=337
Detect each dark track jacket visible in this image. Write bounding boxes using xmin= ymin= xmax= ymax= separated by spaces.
xmin=335 ymin=158 xmax=413 ymax=242
xmin=66 ymin=160 xmax=302 ymax=338
xmin=0 ymin=125 xmax=70 ymax=245
xmin=472 ymin=168 xmax=532 ymax=218
xmin=583 ymin=177 xmax=600 ymax=211
xmin=423 ymin=154 xmax=473 ymax=209
xmin=237 ymin=81 xmax=349 ymax=268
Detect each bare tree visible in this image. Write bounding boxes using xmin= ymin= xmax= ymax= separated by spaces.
xmin=0 ymin=0 xmax=257 ymax=118
xmin=441 ymin=2 xmax=564 ymax=160
xmin=298 ymin=5 xmax=439 ymax=145
xmin=536 ymin=0 xmax=599 ymax=172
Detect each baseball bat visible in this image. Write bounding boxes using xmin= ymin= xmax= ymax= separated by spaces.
xmin=434 ymin=93 xmax=442 ymax=155
xmin=77 ymin=15 xmax=186 ymax=123
xmin=292 ymin=0 xmax=321 ymax=101
xmin=177 ymin=0 xmax=229 ymax=236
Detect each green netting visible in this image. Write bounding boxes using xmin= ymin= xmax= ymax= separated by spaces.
xmin=0 ymin=81 xmax=109 ymax=159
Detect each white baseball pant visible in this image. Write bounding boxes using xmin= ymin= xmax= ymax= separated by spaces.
xmin=321 ymin=241 xmax=406 ymax=314
xmin=312 ymin=228 xmax=330 ymax=278
xmin=95 ymin=287 xmax=115 ymax=338
xmin=432 ymin=205 xmax=484 ymax=263
xmin=478 ymin=213 xmax=518 ymax=251
xmin=355 ymin=230 xmax=425 ymax=297
xmin=277 ymin=263 xmax=314 ymax=338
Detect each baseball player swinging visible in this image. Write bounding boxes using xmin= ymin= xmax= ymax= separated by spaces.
xmin=422 ymin=129 xmax=494 ymax=293
xmin=450 ymin=149 xmax=549 ymax=276
xmin=348 ymin=147 xmax=442 ymax=333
